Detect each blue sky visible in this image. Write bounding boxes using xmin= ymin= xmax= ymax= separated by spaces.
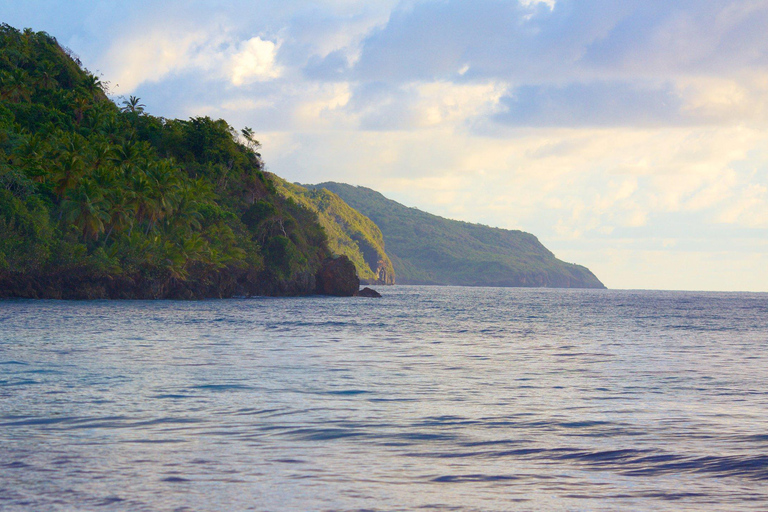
xmin=3 ymin=0 xmax=768 ymax=290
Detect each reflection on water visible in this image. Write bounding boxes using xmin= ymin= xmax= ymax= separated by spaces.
xmin=2 ymin=287 xmax=768 ymax=511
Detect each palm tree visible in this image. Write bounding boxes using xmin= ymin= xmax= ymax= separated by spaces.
xmin=17 ymin=132 xmax=48 ymax=183
xmin=117 ymin=140 xmax=151 ymax=168
xmin=62 ymin=179 xmax=110 ymax=240
xmin=87 ymin=140 xmax=118 ymax=171
xmin=240 ymin=126 xmax=261 ymax=155
xmin=73 ymin=97 xmax=90 ymax=125
xmin=128 ymin=171 xmax=155 ymax=231
xmin=52 ymin=151 xmax=84 ymax=197
xmin=103 ymin=190 xmax=136 ymax=243
xmin=52 ymin=134 xmax=87 ymax=197
xmin=168 ymin=184 xmax=202 ymax=232
xmin=143 ymin=160 xmax=181 ymax=233
xmin=82 ymin=73 xmax=106 ymax=98
xmin=35 ymin=62 xmax=58 ymax=90
xmin=0 ymin=68 xmax=32 ymax=103
xmin=120 ymin=95 xmax=145 ymax=114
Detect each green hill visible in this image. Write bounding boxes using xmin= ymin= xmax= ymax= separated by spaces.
xmin=0 ymin=24 xmax=337 ymax=298
xmin=307 ymin=182 xmax=605 ymax=288
xmin=271 ymin=175 xmax=394 ymax=284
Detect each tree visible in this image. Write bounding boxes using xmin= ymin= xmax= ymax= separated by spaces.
xmin=62 ymin=179 xmax=110 ymax=240
xmin=120 ymin=95 xmax=145 ymax=114
xmin=0 ymin=68 xmax=32 ymax=103
xmin=52 ymin=150 xmax=84 ymax=197
xmin=241 ymin=126 xmax=260 ymax=150
xmin=103 ymin=189 xmax=135 ymax=243
xmin=82 ymin=72 xmax=106 ymax=98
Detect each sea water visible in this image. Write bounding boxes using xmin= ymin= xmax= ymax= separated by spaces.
xmin=1 ymin=286 xmax=767 ymax=511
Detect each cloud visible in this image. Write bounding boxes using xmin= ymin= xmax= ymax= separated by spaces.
xmin=347 ymin=80 xmax=505 ymax=130
xmin=230 ymin=37 xmax=281 ymax=85
xmin=101 ymin=27 xmax=219 ymax=93
xmin=494 ymin=81 xmax=684 ymax=127
xmin=349 ymin=0 xmax=768 ymax=81
xmin=101 ymin=26 xmax=283 ymax=93
xmin=337 ymin=0 xmax=768 ymax=128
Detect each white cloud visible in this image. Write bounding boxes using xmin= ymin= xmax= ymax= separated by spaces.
xmin=292 ymin=83 xmax=352 ymax=126
xmin=518 ymin=0 xmax=555 ymax=7
xmin=230 ymin=37 xmax=281 ymax=86
xmin=101 ymin=25 xmax=282 ymax=93
xmin=718 ymin=183 xmax=768 ymax=226
xmin=350 ymin=80 xmax=506 ymax=129
xmin=102 ymin=28 xmax=218 ymax=93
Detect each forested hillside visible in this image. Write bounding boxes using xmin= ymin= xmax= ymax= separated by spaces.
xmin=272 ymin=176 xmax=394 ymax=285
xmin=0 ymin=24 xmax=337 ymax=298
xmin=309 ymin=182 xmax=605 ymax=288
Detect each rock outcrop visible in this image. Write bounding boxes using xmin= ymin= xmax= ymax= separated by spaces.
xmin=356 ymin=287 xmax=382 ymax=298
xmin=316 ymin=255 xmax=359 ymax=296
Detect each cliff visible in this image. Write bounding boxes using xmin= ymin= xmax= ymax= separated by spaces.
xmin=271 ymin=176 xmax=394 ymax=285
xmin=306 ymin=182 xmax=605 ymax=289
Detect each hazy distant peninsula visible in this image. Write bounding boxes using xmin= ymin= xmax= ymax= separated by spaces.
xmin=306 ymin=183 xmax=605 ymax=289
xmin=0 ymin=25 xmax=358 ymax=299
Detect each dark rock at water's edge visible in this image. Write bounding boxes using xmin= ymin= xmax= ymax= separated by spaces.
xmin=0 ymin=266 xmax=321 ymax=300
xmin=315 ymin=255 xmax=359 ymax=296
xmin=355 ymin=287 xmax=382 ymax=298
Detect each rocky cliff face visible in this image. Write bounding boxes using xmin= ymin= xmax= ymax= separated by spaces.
xmin=371 ymin=259 xmax=393 ymax=286
xmin=316 ymin=255 xmax=359 ymax=296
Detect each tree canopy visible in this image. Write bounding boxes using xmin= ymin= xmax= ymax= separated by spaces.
xmin=0 ymin=24 xmax=331 ymax=298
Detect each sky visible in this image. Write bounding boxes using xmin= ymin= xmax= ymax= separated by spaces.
xmin=3 ymin=0 xmax=768 ymax=291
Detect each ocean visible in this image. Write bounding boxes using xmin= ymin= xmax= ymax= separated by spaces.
xmin=1 ymin=286 xmax=767 ymax=511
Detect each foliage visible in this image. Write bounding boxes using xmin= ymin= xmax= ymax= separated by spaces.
xmin=310 ymin=182 xmax=605 ymax=288
xmin=272 ymin=176 xmax=394 ymax=284
xmin=0 ymin=24 xmax=331 ymax=298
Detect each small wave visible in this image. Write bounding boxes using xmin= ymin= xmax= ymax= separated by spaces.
xmin=287 ymin=427 xmax=366 ymax=441
xmin=0 ymin=379 xmax=39 ymax=386
xmin=326 ymin=389 xmax=370 ymax=396
xmin=190 ymin=384 xmax=253 ymax=391
xmin=432 ymin=474 xmax=521 ymax=483
xmin=3 ymin=461 xmax=31 ymax=469
xmin=0 ymin=416 xmax=80 ymax=426
xmin=161 ymin=476 xmax=191 ymax=483
xmin=96 ymin=496 xmax=125 ymax=506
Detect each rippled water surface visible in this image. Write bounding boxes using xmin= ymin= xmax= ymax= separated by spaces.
xmin=2 ymin=287 xmax=768 ymax=511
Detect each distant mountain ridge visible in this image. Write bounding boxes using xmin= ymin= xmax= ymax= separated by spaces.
xmin=306 ymin=182 xmax=605 ymax=289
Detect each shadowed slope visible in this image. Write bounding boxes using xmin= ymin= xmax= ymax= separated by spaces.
xmin=272 ymin=175 xmax=394 ymax=285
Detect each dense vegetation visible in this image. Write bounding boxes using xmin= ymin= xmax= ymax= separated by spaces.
xmin=272 ymin=175 xmax=394 ymax=284
xmin=308 ymin=183 xmax=605 ymax=288
xmin=0 ymin=24 xmax=333 ymax=298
